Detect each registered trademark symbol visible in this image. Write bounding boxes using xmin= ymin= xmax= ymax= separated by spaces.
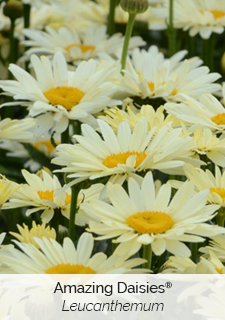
xmin=165 ymin=282 xmax=172 ymax=288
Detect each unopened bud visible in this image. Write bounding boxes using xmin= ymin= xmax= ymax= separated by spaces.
xmin=120 ymin=0 xmax=149 ymax=14
xmin=3 ymin=0 xmax=23 ymax=20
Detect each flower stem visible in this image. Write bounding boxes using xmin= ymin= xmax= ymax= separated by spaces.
xmin=143 ymin=244 xmax=152 ymax=270
xmin=191 ymin=243 xmax=198 ymax=263
xmin=121 ymin=13 xmax=136 ymax=75
xmin=23 ymin=4 xmax=31 ymax=29
xmin=217 ymin=207 xmax=225 ymax=227
xmin=9 ymin=18 xmax=16 ymax=68
xmin=107 ymin=0 xmax=117 ymax=36
xmin=168 ymin=0 xmax=176 ymax=57
xmin=69 ymin=184 xmax=79 ymax=242
xmin=202 ymin=34 xmax=215 ymax=71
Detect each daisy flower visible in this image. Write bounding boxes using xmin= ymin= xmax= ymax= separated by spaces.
xmin=120 ymin=46 xmax=221 ymax=104
xmin=0 ymin=118 xmax=35 ymax=142
xmin=99 ymin=104 xmax=176 ymax=134
xmin=199 ymin=235 xmax=225 ymax=262
xmin=0 ymin=233 xmax=147 ymax=274
xmin=0 ymin=176 xmax=19 ymax=209
xmin=170 ymin=165 xmax=225 ymax=209
xmin=190 ymin=128 xmax=225 ymax=167
xmin=82 ymin=172 xmax=224 ymax=257
xmin=10 ymin=220 xmax=56 ymax=249
xmin=22 ymin=25 xmax=145 ymax=64
xmin=3 ymin=169 xmax=104 ymax=222
xmin=163 ymin=0 xmax=225 ymax=39
xmin=52 ymin=117 xmax=202 ymax=186
xmin=165 ymin=93 xmax=225 ymax=133
xmin=161 ymin=251 xmax=225 ymax=274
xmin=0 ymin=52 xmax=121 ymax=136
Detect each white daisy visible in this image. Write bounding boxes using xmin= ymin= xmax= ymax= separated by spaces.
xmin=0 ymin=52 xmax=121 ymax=136
xmin=3 ymin=169 xmax=104 ymax=223
xmin=0 ymin=176 xmax=19 ymax=209
xmin=170 ymin=165 xmax=225 ymax=209
xmin=99 ymin=104 xmax=176 ymax=133
xmin=161 ymin=0 xmax=225 ymax=39
xmin=120 ymin=46 xmax=221 ymax=103
xmin=0 ymin=118 xmax=35 ymax=142
xmin=22 ymin=25 xmax=145 ymax=65
xmin=0 ymin=233 xmax=147 ymax=274
xmin=82 ymin=172 xmax=224 ymax=257
xmin=52 ymin=117 xmax=202 ymax=186
xmin=199 ymin=235 xmax=225 ymax=262
xmin=161 ymin=251 xmax=225 ymax=274
xmin=10 ymin=220 xmax=56 ymax=249
xmin=165 ymin=93 xmax=225 ymax=133
xmin=190 ymin=128 xmax=225 ymax=167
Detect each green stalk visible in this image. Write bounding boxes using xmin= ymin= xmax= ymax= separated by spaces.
xmin=217 ymin=207 xmax=225 ymax=227
xmin=69 ymin=184 xmax=79 ymax=242
xmin=9 ymin=18 xmax=16 ymax=69
xmin=121 ymin=13 xmax=136 ymax=75
xmin=143 ymin=244 xmax=152 ymax=270
xmin=23 ymin=4 xmax=31 ymax=29
xmin=23 ymin=4 xmax=31 ymax=73
xmin=168 ymin=0 xmax=176 ymax=57
xmin=107 ymin=0 xmax=117 ymax=36
xmin=191 ymin=243 xmax=198 ymax=263
xmin=202 ymin=34 xmax=215 ymax=71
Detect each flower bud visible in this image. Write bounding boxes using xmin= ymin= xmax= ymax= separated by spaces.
xmin=120 ymin=0 xmax=149 ymax=14
xmin=3 ymin=0 xmax=23 ymax=20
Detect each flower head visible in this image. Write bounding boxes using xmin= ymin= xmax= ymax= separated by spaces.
xmin=82 ymin=172 xmax=224 ymax=257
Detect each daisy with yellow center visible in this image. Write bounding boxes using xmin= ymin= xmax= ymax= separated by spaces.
xmin=82 ymin=172 xmax=224 ymax=258
xmin=190 ymin=128 xmax=225 ymax=167
xmin=165 ymin=92 xmax=225 ymax=133
xmin=200 ymin=235 xmax=225 ymax=262
xmin=3 ymin=169 xmax=104 ymax=223
xmin=99 ymin=104 xmax=176 ymax=134
xmin=0 ymin=52 xmax=121 ymax=136
xmin=22 ymin=25 xmax=145 ymax=65
xmin=10 ymin=220 xmax=56 ymax=249
xmin=0 ymin=233 xmax=147 ymax=274
xmin=171 ymin=164 xmax=225 ymax=209
xmin=52 ymin=117 xmax=202 ymax=186
xmin=161 ymin=251 xmax=225 ymax=274
xmin=120 ymin=46 xmax=220 ymax=104
xmin=153 ymin=0 xmax=225 ymax=39
xmin=0 ymin=176 xmax=19 ymax=209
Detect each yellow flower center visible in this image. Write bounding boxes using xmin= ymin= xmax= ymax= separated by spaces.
xmin=215 ymin=267 xmax=224 ymax=274
xmin=38 ymin=190 xmax=72 ymax=206
xmin=102 ymin=151 xmax=147 ymax=169
xmin=65 ymin=194 xmax=71 ymax=206
xmin=210 ymin=188 xmax=225 ymax=201
xmin=44 ymin=86 xmax=84 ymax=111
xmin=46 ymin=263 xmax=96 ymax=274
xmin=148 ymin=81 xmax=155 ymax=92
xmin=211 ymin=113 xmax=225 ymax=125
xmin=34 ymin=140 xmax=59 ymax=155
xmin=126 ymin=211 xmax=174 ymax=234
xmin=64 ymin=44 xmax=96 ymax=53
xmin=38 ymin=190 xmax=54 ymax=201
xmin=200 ymin=10 xmax=225 ymax=19
xmin=148 ymin=81 xmax=177 ymax=95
